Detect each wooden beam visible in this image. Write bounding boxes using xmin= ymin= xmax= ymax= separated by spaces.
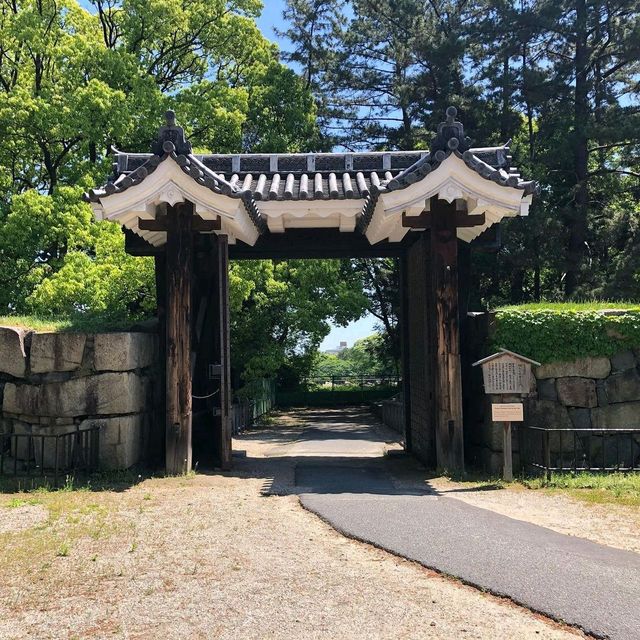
xmin=124 ymin=228 xmax=162 ymax=256
xmin=229 ymin=229 xmax=416 ymax=259
xmin=430 ymin=196 xmax=465 ymax=472
xmin=165 ymin=201 xmax=194 ymax=475
xmin=153 ymin=253 xmax=167 ymax=467
xmin=190 ymin=234 xmax=232 ymax=470
xmin=125 ymin=228 xmax=420 ymax=259
xmin=399 ymin=253 xmax=413 ymax=453
xmin=139 ymin=215 xmax=221 ymax=232
xmin=402 ymin=210 xmax=486 ymax=229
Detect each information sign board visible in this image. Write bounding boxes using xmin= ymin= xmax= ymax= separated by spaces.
xmin=491 ymin=403 xmax=524 ymax=422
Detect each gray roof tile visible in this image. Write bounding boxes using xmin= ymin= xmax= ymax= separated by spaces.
xmin=85 ymin=107 xmax=538 ymax=238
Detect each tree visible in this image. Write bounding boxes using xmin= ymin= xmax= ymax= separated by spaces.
xmin=351 ymin=258 xmax=400 ymax=371
xmin=0 ymin=0 xmax=322 ymax=331
xmin=276 ymin=0 xmax=349 ymax=147
xmin=279 ymin=0 xmax=640 ymax=305
xmin=229 ymin=259 xmax=369 ymax=382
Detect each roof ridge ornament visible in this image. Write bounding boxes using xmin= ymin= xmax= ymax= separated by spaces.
xmin=431 ymin=106 xmax=471 ymax=159
xmin=152 ymin=110 xmax=193 ymax=156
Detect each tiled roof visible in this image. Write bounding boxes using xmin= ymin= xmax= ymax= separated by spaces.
xmin=99 ymin=144 xmax=529 ymax=204
xmin=84 ymin=107 xmax=538 ymax=240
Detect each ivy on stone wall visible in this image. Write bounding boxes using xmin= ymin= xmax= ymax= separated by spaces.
xmin=492 ymin=308 xmax=640 ymax=364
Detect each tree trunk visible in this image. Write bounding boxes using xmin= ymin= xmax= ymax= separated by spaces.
xmin=165 ymin=202 xmax=194 ymax=475
xmin=565 ymin=0 xmax=590 ymax=296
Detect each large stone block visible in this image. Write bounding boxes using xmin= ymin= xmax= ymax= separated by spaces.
xmin=596 ymin=381 xmax=608 ymax=407
xmin=30 ymin=333 xmax=86 ymax=373
xmin=524 ymin=398 xmax=572 ymax=452
xmin=556 ymin=377 xmax=597 ymax=408
xmin=81 ymin=415 xmax=143 ymax=469
xmin=0 ymin=327 xmax=29 ymax=378
xmin=525 ymin=398 xmax=572 ymax=429
xmin=604 ymin=370 xmax=640 ymax=404
xmin=537 ymin=378 xmax=557 ymax=401
xmin=7 ymin=420 xmax=73 ymax=468
xmin=610 ymin=350 xmax=636 ymax=372
xmin=93 ymin=333 xmax=157 ymax=372
xmin=2 ymin=372 xmax=146 ymax=418
xmin=592 ymin=401 xmax=640 ymax=429
xmin=535 ymin=357 xmax=611 ymax=380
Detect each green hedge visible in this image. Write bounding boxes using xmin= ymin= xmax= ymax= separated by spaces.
xmin=491 ymin=306 xmax=640 ymax=364
xmin=276 ymin=387 xmax=398 ymax=407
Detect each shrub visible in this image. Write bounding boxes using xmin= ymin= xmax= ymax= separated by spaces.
xmin=492 ymin=304 xmax=640 ymax=363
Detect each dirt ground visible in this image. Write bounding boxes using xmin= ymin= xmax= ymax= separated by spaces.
xmin=0 ymin=469 xmax=588 ymax=639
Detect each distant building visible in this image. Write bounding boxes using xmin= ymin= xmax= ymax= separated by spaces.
xmin=324 ymin=341 xmax=348 ymax=355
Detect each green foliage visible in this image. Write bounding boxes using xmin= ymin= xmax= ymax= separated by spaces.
xmin=0 ymin=187 xmax=155 ymax=324
xmin=276 ymin=387 xmax=398 ymax=407
xmin=284 ymin=0 xmax=640 ymax=302
xmin=311 ymin=352 xmax=354 ymax=377
xmin=310 ymin=333 xmax=395 ymax=377
xmin=0 ymin=0 xmax=321 ymax=334
xmin=492 ymin=305 xmax=640 ymax=364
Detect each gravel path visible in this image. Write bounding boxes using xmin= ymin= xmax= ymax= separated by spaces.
xmin=0 ymin=457 xmax=587 ymax=638
xmin=0 ymin=504 xmax=47 ymax=534
xmin=428 ymin=478 xmax=640 ymax=555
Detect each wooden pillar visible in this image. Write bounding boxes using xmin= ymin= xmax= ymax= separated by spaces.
xmin=399 ymin=251 xmax=413 ymax=452
xmin=165 ymin=201 xmax=194 ymax=475
xmin=213 ymin=235 xmax=232 ymax=469
xmin=153 ymin=253 xmax=167 ymax=467
xmin=430 ymin=196 xmax=465 ymax=472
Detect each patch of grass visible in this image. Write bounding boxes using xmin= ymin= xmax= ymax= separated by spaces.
xmin=441 ymin=468 xmax=640 ymax=507
xmin=0 ymin=482 xmax=127 ymax=579
xmin=0 ymin=314 xmax=152 ymax=334
xmin=521 ymin=472 xmax=640 ymax=507
xmin=497 ymin=300 xmax=640 ymax=312
xmin=4 ymin=497 xmax=41 ymax=508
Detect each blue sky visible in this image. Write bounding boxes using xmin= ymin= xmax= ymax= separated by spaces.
xmin=321 ymin=314 xmax=378 ymax=351
xmin=257 ymin=0 xmax=289 ymax=48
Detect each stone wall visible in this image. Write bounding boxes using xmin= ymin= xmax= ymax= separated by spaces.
xmin=0 ymin=327 xmax=159 ymax=470
xmin=464 ymin=314 xmax=640 ymax=473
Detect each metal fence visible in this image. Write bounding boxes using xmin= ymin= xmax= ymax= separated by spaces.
xmin=303 ymin=374 xmax=401 ymax=391
xmin=380 ymin=396 xmax=405 ymax=434
xmin=231 ymin=379 xmax=276 ymax=434
xmin=520 ymin=426 xmax=640 ymax=478
xmin=0 ymin=425 xmax=100 ymax=484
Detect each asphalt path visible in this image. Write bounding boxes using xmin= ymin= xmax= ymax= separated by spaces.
xmin=262 ymin=408 xmax=640 ymax=640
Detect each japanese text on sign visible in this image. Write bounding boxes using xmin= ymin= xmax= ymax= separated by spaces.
xmin=482 ymin=359 xmax=531 ymax=394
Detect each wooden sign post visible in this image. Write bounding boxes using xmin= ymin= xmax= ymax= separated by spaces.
xmin=473 ymin=349 xmax=540 ymax=481
xmin=491 ymin=402 xmax=524 ymax=481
